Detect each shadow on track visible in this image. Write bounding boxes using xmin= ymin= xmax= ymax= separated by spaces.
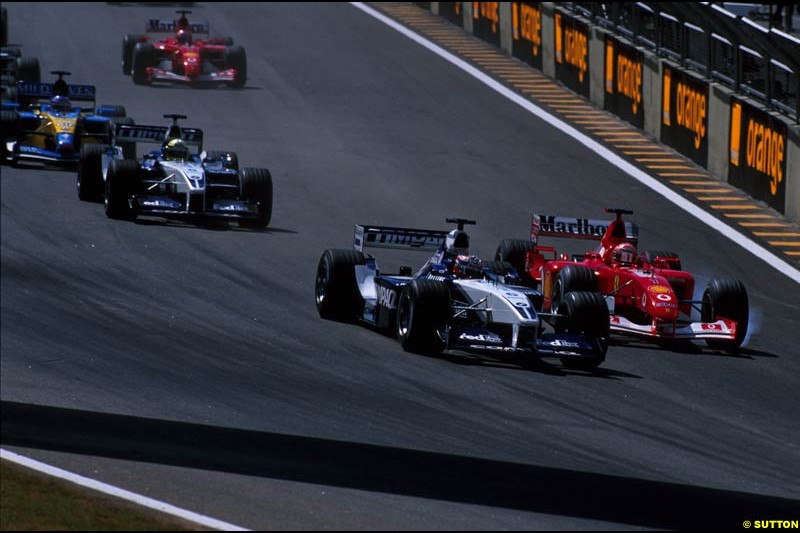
xmin=437 ymin=352 xmax=641 ymax=380
xmin=131 ymin=217 xmax=297 ymax=234
xmin=3 ymin=401 xmax=795 ymax=530
xmin=610 ymin=338 xmax=779 ymax=359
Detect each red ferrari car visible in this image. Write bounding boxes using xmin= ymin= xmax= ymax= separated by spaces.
xmin=496 ymin=208 xmax=749 ymax=351
xmin=121 ymin=10 xmax=246 ymax=88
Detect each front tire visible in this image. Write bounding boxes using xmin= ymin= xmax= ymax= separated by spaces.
xmin=105 ymin=160 xmax=139 ymax=220
xmin=238 ymin=167 xmax=272 ymax=228
xmin=551 ymin=265 xmax=597 ymax=312
xmin=397 ymin=279 xmax=450 ymax=355
xmin=556 ymin=291 xmax=609 ymax=370
xmin=122 ymin=34 xmax=142 ymax=75
xmin=702 ymin=278 xmax=749 ymax=350
xmin=78 ymin=143 xmax=105 ymax=202
xmin=132 ymin=42 xmax=154 ymax=85
xmin=1 ymin=110 xmax=20 ymax=163
xmin=315 ymin=249 xmax=366 ymax=321
xmin=224 ymin=45 xmax=247 ymax=88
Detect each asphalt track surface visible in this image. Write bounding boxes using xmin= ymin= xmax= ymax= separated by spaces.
xmin=2 ymin=2 xmax=799 ymax=530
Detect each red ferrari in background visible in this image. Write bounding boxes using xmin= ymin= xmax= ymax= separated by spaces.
xmin=121 ymin=10 xmax=246 ymax=88
xmin=496 ymin=208 xmax=750 ymax=351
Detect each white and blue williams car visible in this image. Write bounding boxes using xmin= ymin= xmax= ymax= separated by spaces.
xmin=315 ymin=218 xmax=611 ymax=371
xmin=76 ymin=114 xmax=272 ymax=228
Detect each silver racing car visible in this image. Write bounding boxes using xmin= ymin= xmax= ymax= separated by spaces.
xmin=315 ymin=218 xmax=611 ymax=370
xmin=77 ymin=114 xmax=272 ymax=227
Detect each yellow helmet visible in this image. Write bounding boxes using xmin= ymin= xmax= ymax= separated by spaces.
xmin=163 ymin=138 xmax=189 ymax=161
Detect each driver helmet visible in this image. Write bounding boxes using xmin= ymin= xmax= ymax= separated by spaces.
xmin=453 ymin=255 xmax=483 ymax=279
xmin=445 ymin=229 xmax=470 ymax=256
xmin=176 ymin=29 xmax=192 ymax=45
xmin=50 ymin=95 xmax=72 ymax=113
xmin=162 ymin=138 xmax=190 ymax=161
xmin=612 ymin=243 xmax=637 ymax=266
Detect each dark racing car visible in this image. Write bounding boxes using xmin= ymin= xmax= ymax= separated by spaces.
xmin=315 ymin=218 xmax=611 ymax=370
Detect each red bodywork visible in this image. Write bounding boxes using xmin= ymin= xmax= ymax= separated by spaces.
xmin=519 ymin=212 xmax=739 ymax=343
xmin=129 ymin=14 xmax=240 ymax=86
xmin=145 ymin=37 xmax=233 ymax=84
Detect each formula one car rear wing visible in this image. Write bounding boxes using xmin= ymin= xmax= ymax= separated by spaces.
xmin=530 ymin=213 xmax=639 ymax=245
xmin=146 ymin=19 xmax=209 ymax=34
xmin=17 ymin=81 xmax=96 ymax=102
xmin=115 ymin=124 xmax=204 ymax=150
xmin=354 ymin=225 xmax=448 ymax=253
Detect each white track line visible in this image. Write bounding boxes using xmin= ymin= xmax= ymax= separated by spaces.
xmin=351 ymin=2 xmax=800 ymax=284
xmin=0 ymin=449 xmax=249 ymax=531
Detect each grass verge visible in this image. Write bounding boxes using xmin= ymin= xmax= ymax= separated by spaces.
xmin=0 ymin=458 xmax=205 ymax=531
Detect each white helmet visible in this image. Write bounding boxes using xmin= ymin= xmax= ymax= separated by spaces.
xmin=445 ymin=229 xmax=469 ymax=255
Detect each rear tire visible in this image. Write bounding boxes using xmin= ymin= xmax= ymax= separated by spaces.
xmin=397 ymin=279 xmax=451 ymax=355
xmin=132 ymin=42 xmax=154 ymax=85
xmin=495 ymin=239 xmax=534 ymax=283
xmin=105 ymin=159 xmax=139 ymax=220
xmin=15 ymin=56 xmax=40 ymax=83
xmin=237 ymin=167 xmax=272 ymax=228
xmin=77 ymin=143 xmax=105 ymax=202
xmin=315 ymin=249 xmax=367 ymax=321
xmin=111 ymin=116 xmax=136 ymax=159
xmin=702 ymin=278 xmax=749 ymax=350
xmin=556 ymin=291 xmax=609 ymax=370
xmin=552 ymin=265 xmax=597 ymax=312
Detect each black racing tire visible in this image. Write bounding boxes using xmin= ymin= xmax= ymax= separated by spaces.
xmin=77 ymin=117 xmax=113 ymax=146
xmin=1 ymin=109 xmax=20 ymax=137
xmin=702 ymin=278 xmax=749 ymax=351
xmin=112 ymin=116 xmax=136 ymax=159
xmin=224 ymin=45 xmax=247 ymax=89
xmin=397 ymin=279 xmax=451 ymax=355
xmin=77 ymin=143 xmax=106 ymax=202
xmin=552 ymin=265 xmax=597 ymax=312
xmin=204 ymin=150 xmax=239 ymax=170
xmin=1 ymin=7 xmax=7 ymax=47
xmin=643 ymin=250 xmax=681 ymax=270
xmin=132 ymin=42 xmax=154 ymax=85
xmin=1 ymin=85 xmax=17 ymax=104
xmin=556 ymin=291 xmax=609 ymax=370
xmin=15 ymin=56 xmax=39 ymax=83
xmin=238 ymin=167 xmax=272 ymax=228
xmin=494 ymin=239 xmax=533 ymax=279
xmin=1 ymin=109 xmax=20 ymax=164
xmin=104 ymin=159 xmax=139 ymax=220
xmin=122 ymin=34 xmax=142 ymax=75
xmin=315 ymin=249 xmax=367 ymax=322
